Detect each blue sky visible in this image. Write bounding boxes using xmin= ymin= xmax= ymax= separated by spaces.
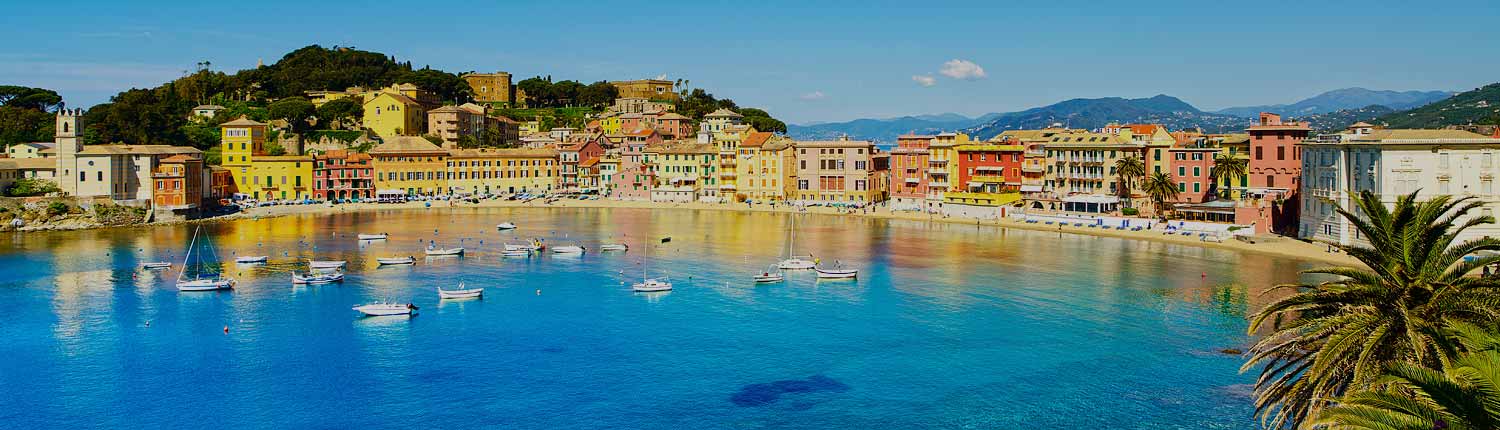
xmin=4 ymin=0 xmax=1497 ymax=124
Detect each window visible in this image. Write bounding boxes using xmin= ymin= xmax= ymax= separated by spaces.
xmin=1277 ymin=146 xmax=1285 ymax=160
xmin=1255 ymin=147 xmax=1263 ymax=160
xmin=1192 ymin=167 xmax=1200 ymax=177
xmin=1178 ymin=166 xmax=1185 ymax=176
xmin=1178 ymin=182 xmax=1185 ymax=192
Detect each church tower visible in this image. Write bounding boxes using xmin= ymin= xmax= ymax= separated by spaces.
xmin=55 ymin=109 xmax=83 ymax=196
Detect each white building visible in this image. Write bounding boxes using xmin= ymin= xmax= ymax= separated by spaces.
xmin=1300 ymin=126 xmax=1500 ymax=246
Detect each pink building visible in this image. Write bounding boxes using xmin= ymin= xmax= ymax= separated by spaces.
xmin=1167 ymin=148 xmax=1216 ymax=203
xmin=1243 ymin=112 xmax=1310 ymax=235
xmin=890 ymin=134 xmax=932 ymax=210
xmin=609 ymin=139 xmax=654 ymax=200
xmin=651 ymin=112 xmax=693 ymax=138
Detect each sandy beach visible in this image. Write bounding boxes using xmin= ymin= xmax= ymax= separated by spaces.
xmin=221 ymin=198 xmax=1363 ymax=268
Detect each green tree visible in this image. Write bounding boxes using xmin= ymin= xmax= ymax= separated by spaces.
xmin=1242 ymin=191 xmax=1500 ymax=429
xmin=0 ymin=85 xmax=63 ymax=111
xmin=550 ymin=80 xmax=585 ymax=106
xmin=1143 ymin=171 xmax=1178 ymax=219
xmin=0 ymin=106 xmax=54 ymax=146
xmin=268 ymin=97 xmax=316 ymax=134
xmin=4 ymin=178 xmax=61 ymax=197
xmin=737 ymin=108 xmax=788 ymax=133
xmin=316 ymin=98 xmax=363 ymax=130
xmin=84 ymin=87 xmax=189 ymax=145
xmin=1209 ymin=153 xmax=1247 ymax=200
xmin=517 ymin=77 xmax=554 ymax=108
xmin=1312 ymin=324 xmax=1500 ymax=429
xmin=1114 ymin=155 xmax=1147 ymax=204
xmin=396 ymin=68 xmax=471 ymax=103
xmin=578 ymin=81 xmax=619 ymax=107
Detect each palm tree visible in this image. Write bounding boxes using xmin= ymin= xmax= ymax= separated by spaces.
xmin=1209 ymin=153 xmax=1248 ymax=200
xmin=1242 ymin=191 xmax=1500 ymax=429
xmin=1115 ymin=155 xmax=1147 ymax=205
xmin=1312 ymin=324 xmax=1500 ymax=429
xmin=1143 ymin=172 xmax=1178 ymax=219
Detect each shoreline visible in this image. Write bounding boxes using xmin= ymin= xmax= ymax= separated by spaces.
xmin=204 ymin=198 xmax=1362 ymax=268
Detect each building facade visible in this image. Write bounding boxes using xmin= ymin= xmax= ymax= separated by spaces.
xmin=313 ymin=150 xmax=374 ymax=201
xmin=446 ymin=148 xmax=559 ymax=194
xmin=610 ymin=79 xmax=677 ymax=100
xmin=890 ymin=134 xmax=932 ymax=210
xmin=371 ymin=136 xmax=449 ymax=196
xmin=462 ymin=71 xmax=515 ymax=105
xmin=792 ymin=137 xmax=887 ymax=204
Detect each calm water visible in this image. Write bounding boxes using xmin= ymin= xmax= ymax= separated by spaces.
xmin=0 ymin=207 xmax=1312 ymax=429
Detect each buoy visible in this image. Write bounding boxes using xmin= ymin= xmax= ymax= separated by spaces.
xmin=535 ymin=289 xmax=541 ymax=295
xmin=145 ymin=321 xmax=150 ymax=327
xmin=1202 ymin=272 xmax=1207 ymax=278
xmin=223 ymin=326 xmax=230 ymax=334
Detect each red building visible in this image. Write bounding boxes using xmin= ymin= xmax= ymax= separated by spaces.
xmin=955 ymin=143 xmax=1024 ymax=193
xmin=207 ymin=166 xmax=233 ymax=205
xmin=1243 ymin=112 xmax=1311 ymax=235
xmin=313 ymin=150 xmax=374 ymax=202
xmin=890 ymin=134 xmax=932 ymax=210
xmin=558 ymin=138 xmax=605 ymax=191
xmin=1167 ymin=148 xmax=1217 ymax=203
xmin=152 ymin=154 xmax=203 ymax=209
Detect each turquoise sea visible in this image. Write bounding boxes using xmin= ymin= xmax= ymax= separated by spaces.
xmin=0 ymin=207 xmax=1311 ymax=429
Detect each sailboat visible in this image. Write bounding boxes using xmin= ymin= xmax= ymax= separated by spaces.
xmin=777 ymin=215 xmax=816 ymax=270
xmin=631 ymin=238 xmax=672 ymax=292
xmin=175 ymin=225 xmax=235 ymax=291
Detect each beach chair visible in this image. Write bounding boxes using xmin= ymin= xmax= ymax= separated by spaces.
xmin=1044 ymin=221 xmax=1054 ymax=225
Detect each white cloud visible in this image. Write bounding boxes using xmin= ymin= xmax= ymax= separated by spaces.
xmin=799 ymin=91 xmax=826 ymax=101
xmin=939 ymin=59 xmax=987 ymax=80
xmin=912 ymin=75 xmax=937 ymax=87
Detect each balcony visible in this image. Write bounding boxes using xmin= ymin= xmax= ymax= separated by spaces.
xmin=1021 ymin=165 xmax=1044 ymax=173
xmin=928 ymin=159 xmax=948 ymax=166
xmin=928 ymin=181 xmax=950 ymax=187
xmin=927 ymin=168 xmax=948 ymax=175
xmin=969 ymin=175 xmax=1009 ymax=184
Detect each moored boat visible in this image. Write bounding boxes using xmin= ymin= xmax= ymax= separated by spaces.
xmin=814 ymin=262 xmax=858 ymax=279
xmin=501 ymin=249 xmax=531 ymax=257
xmin=357 ymin=233 xmax=388 ymax=240
xmin=551 ymin=245 xmax=585 ymax=254
xmin=425 ymin=247 xmax=465 ymax=256
xmin=600 ymin=243 xmax=629 ymax=251
xmin=438 ymin=282 xmax=484 ymax=299
xmin=352 ymin=302 xmax=417 ymax=317
xmin=235 ymin=255 xmax=268 ymax=264
xmin=377 ymin=256 xmax=415 ymax=265
xmin=176 ymin=226 xmax=235 ymax=292
xmin=753 ymin=268 xmax=785 ymax=283
xmin=292 ymin=271 xmax=344 ymax=284
xmin=632 ymin=277 xmax=673 ymax=292
xmin=177 ymin=278 xmax=236 ymax=291
xmin=496 ymin=222 xmax=517 ymax=230
xmin=776 ymin=215 xmax=816 ymax=270
xmin=309 ymin=260 xmax=347 ymax=269
xmin=141 ymin=262 xmax=172 ymax=269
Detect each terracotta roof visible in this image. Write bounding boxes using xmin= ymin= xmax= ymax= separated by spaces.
xmin=220 ymin=116 xmax=267 ymax=127
xmin=656 ymin=112 xmax=689 ymax=120
xmin=78 ymin=145 xmax=202 ymax=156
xmin=705 ymin=108 xmax=743 ymax=118
xmin=160 ymin=154 xmax=197 ymax=163
xmin=626 ymin=128 xmax=658 ymax=137
xmin=1045 ymin=131 xmax=1136 ymax=146
xmin=428 ymin=105 xmax=464 ymax=113
xmin=370 ymin=136 xmax=446 ymax=154
xmin=448 ymin=148 xmax=559 ymax=158
xmin=367 ymin=92 xmax=421 ymax=107
xmin=742 ymin=131 xmax=774 ymax=148
xmin=761 ymin=135 xmax=795 ymax=151
xmin=579 ymin=157 xmax=600 ymax=168
xmin=1125 ymin=124 xmax=1163 ymax=135
xmin=0 ymin=158 xmax=57 ymax=170
xmin=644 ymin=142 xmax=717 ymax=155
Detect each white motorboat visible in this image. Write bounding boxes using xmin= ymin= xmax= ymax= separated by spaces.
xmin=309 ymin=260 xmax=347 ymax=269
xmin=235 ymin=255 xmax=268 ymax=264
xmin=600 ymin=243 xmax=629 ymax=251
xmin=814 ymin=262 xmax=858 ymax=279
xmin=357 ymin=233 xmax=388 ymax=240
xmin=753 ymin=269 xmax=785 ymax=283
xmin=438 ymin=282 xmax=484 ymax=299
xmin=776 ymin=215 xmax=816 ymax=270
xmin=353 ymin=302 xmax=418 ymax=317
xmin=141 ymin=262 xmax=172 ymax=269
xmin=551 ymin=245 xmax=585 ymax=254
xmin=377 ymin=256 xmax=415 ymax=265
xmin=425 ymin=247 xmax=465 ymax=256
xmin=292 ymin=272 xmax=344 ymax=284
xmin=176 ymin=226 xmax=235 ymax=292
xmin=632 ymin=277 xmax=673 ymax=292
xmin=496 ymin=222 xmax=517 ymax=230
xmin=503 ymin=243 xmax=537 ymax=252
xmin=501 ymin=249 xmax=531 ymax=257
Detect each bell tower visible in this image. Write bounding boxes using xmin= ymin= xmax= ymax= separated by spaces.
xmin=55 ymin=108 xmax=84 ymax=196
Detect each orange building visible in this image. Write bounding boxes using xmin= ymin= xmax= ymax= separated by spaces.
xmin=151 ymin=154 xmax=203 ymax=209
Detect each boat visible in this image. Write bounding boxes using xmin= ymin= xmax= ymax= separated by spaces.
xmin=753 ymin=267 xmax=785 ymax=283
xmin=632 ymin=277 xmax=673 ymax=292
xmin=776 ymin=215 xmax=817 ymax=270
xmin=352 ymin=302 xmax=418 ymax=317
xmin=235 ymin=255 xmax=268 ymax=264
xmin=377 ymin=256 xmax=415 ymax=265
xmin=309 ymin=260 xmax=347 ymax=269
xmin=496 ymin=222 xmax=517 ymax=230
xmin=292 ymin=271 xmax=344 ymax=284
xmin=140 ymin=262 xmax=172 ymax=269
xmin=814 ymin=261 xmax=858 ymax=279
xmin=357 ymin=233 xmax=388 ymax=240
xmin=551 ymin=245 xmax=585 ymax=254
xmin=175 ymin=226 xmax=235 ymax=292
xmin=501 ymin=249 xmax=531 ymax=257
xmin=438 ymin=282 xmax=484 ymax=299
xmin=600 ymin=243 xmax=629 ymax=251
xmin=425 ymin=246 xmax=465 ymax=256
xmin=503 ymin=243 xmax=538 ymax=252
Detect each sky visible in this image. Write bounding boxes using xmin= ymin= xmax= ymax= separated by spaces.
xmin=4 ymin=0 xmax=1498 ymax=124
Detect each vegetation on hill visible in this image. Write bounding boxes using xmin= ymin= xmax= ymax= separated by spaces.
xmin=514 ymin=77 xmax=618 ymax=109
xmin=1377 ymin=83 xmax=1500 ymax=128
xmin=0 ymin=85 xmax=63 ymax=147
xmin=964 ymin=95 xmax=1245 ymax=139
xmin=673 ymin=88 xmax=786 ymax=133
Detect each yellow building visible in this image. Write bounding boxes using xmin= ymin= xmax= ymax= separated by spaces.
xmin=219 ymin=117 xmax=312 ymax=201
xmin=610 ymin=79 xmax=678 ymax=101
xmin=643 ymin=142 xmax=717 ymax=202
xmin=363 ymin=92 xmax=426 ymax=138
xmin=446 ymin=147 xmax=559 ymax=194
xmin=598 ymin=114 xmax=622 ymax=136
xmin=518 ymin=120 xmax=542 ymax=137
xmin=925 ymin=132 xmax=973 ymax=203
xmin=461 ymin=71 xmax=514 ymax=105
xmin=737 ymin=132 xmax=795 ymax=201
xmin=371 ymin=136 xmax=449 ymax=196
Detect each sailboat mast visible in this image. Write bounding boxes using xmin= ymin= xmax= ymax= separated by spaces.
xmin=178 ymin=226 xmax=199 ymax=284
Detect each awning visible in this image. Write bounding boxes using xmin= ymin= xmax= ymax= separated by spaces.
xmin=1061 ymin=194 xmax=1120 ymax=204
xmin=1019 ymin=185 xmax=1043 ymax=192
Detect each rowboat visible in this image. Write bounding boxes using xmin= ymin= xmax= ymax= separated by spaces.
xmin=438 ymin=282 xmax=484 ymax=300
xmin=600 ymin=243 xmax=629 ymax=251
xmin=551 ymin=245 xmax=585 ymax=254
xmin=141 ymin=262 xmax=172 ymax=269
xmin=632 ymin=277 xmax=673 ymax=292
xmin=353 ymin=302 xmax=417 ymax=317
xmin=235 ymin=255 xmax=268 ymax=264
xmin=357 ymin=233 xmax=388 ymax=240
xmin=309 ymin=260 xmax=347 ymax=269
xmin=814 ymin=262 xmax=858 ymax=279
xmin=377 ymin=256 xmax=415 ymax=265
xmin=501 ymin=249 xmax=531 ymax=257
xmin=292 ymin=272 xmax=344 ymax=284
xmin=496 ymin=222 xmax=517 ymax=230
xmin=425 ymin=247 xmax=464 ymax=256
xmin=504 ymin=243 xmax=538 ymax=252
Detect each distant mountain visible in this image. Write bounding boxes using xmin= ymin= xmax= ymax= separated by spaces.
xmin=1215 ymin=88 xmax=1452 ymax=117
xmin=787 ymin=112 xmax=999 ymax=144
xmin=964 ymin=95 xmax=1248 ymax=139
xmin=1290 ymin=105 xmax=1397 ymax=131
xmin=1377 ymin=83 xmax=1500 ymax=128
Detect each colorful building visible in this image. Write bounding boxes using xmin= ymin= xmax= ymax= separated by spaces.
xmin=220 ymin=116 xmax=311 ymax=201
xmin=371 ymin=136 xmax=449 ymax=196
xmin=610 ymin=79 xmax=678 ymax=100
xmin=446 ymin=147 xmax=559 ymax=194
xmin=1167 ymin=147 xmax=1218 ymax=203
xmin=558 ymin=138 xmax=605 ymax=192
xmin=890 ymin=134 xmax=932 ymax=210
xmin=462 ymin=71 xmax=515 ymax=105
xmin=427 ymin=105 xmax=486 ymax=149
xmin=151 ymin=154 xmax=203 ymax=210
xmin=644 ymin=142 xmax=717 ymax=202
xmin=313 ymin=150 xmax=374 ymax=202
xmin=792 ymin=137 xmax=888 ymax=204
xmin=363 ymin=92 xmax=426 ymax=138
xmin=738 ymin=132 xmax=795 ymax=202
xmin=1245 ymin=112 xmax=1311 ymax=235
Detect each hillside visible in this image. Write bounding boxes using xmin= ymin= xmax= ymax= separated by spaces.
xmin=787 ymin=113 xmax=999 ymax=143
xmin=1377 ymin=83 xmax=1500 ymax=128
xmin=1215 ymin=87 xmax=1451 ymax=117
xmin=964 ymin=95 xmax=1247 ymax=139
xmin=1289 ymin=105 xmax=1396 ymax=131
